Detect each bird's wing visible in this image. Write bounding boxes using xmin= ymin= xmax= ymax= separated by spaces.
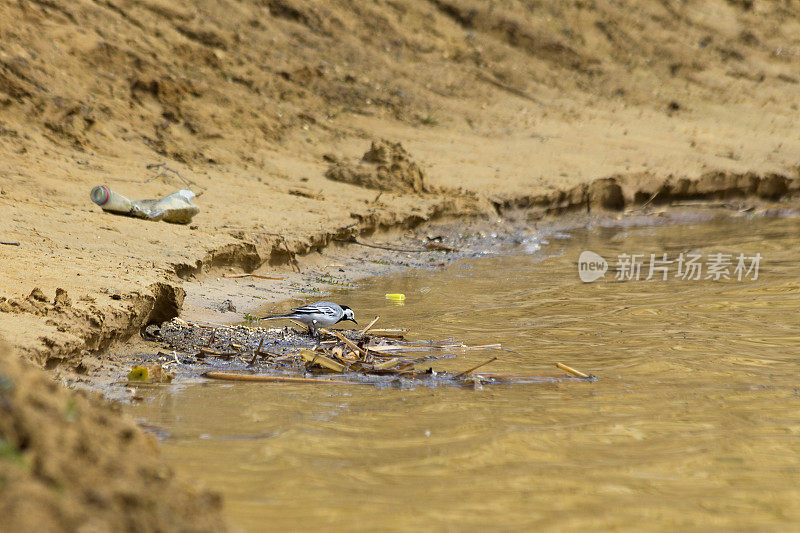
xmin=291 ymin=302 xmax=341 ymax=318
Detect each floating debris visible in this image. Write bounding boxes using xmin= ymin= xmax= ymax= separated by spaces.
xmin=139 ymin=317 xmax=595 ymax=388
xmin=556 ymin=362 xmax=590 ymax=379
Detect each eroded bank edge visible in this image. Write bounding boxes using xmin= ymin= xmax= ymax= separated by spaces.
xmin=4 ymin=169 xmax=799 ymax=370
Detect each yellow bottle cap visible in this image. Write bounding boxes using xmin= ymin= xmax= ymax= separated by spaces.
xmin=385 ymin=293 xmax=406 ymax=301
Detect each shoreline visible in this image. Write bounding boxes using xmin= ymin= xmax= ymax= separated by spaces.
xmin=69 ymin=192 xmax=800 ymax=401
xmin=7 ymin=171 xmax=799 ymax=379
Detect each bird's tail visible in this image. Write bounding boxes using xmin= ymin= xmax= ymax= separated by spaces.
xmin=260 ymin=313 xmax=294 ymax=320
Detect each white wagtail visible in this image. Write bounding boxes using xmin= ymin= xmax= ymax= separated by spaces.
xmin=260 ymin=301 xmax=357 ymax=337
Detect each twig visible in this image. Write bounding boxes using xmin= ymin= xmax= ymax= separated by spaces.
xmin=281 ymin=238 xmax=301 ymax=273
xmin=288 ymin=318 xmax=312 ymax=334
xmin=639 ymin=190 xmax=659 ymax=210
xmin=365 ymin=328 xmax=408 ymax=339
xmin=669 ymin=200 xmax=741 ymax=209
xmin=454 ymin=356 xmax=498 ymax=378
xmin=372 ymin=357 xmax=401 ymax=370
xmin=476 ymin=71 xmax=544 ymax=106
xmin=223 ymin=273 xmax=284 ymax=280
xmin=426 ymin=242 xmax=460 ymax=252
xmin=431 ymin=343 xmax=502 ymax=351
xmin=556 ymin=363 xmax=590 ymax=378
xmin=364 ymin=344 xmax=406 ymax=353
xmin=0 ymin=241 xmax=20 ymax=246
xmin=455 ymin=343 xmax=502 ymax=350
xmin=333 ymin=237 xmax=431 ymax=253
xmin=358 ymin=316 xmax=380 ymax=335
xmin=120 ymin=381 xmax=172 ymax=387
xmin=259 ymin=351 xmax=295 ymax=362
xmin=199 ymin=347 xmax=236 ymax=357
xmin=300 ymin=349 xmax=346 ymax=372
xmin=478 ymin=372 xmax=574 ymax=380
xmin=143 ymin=162 xmax=206 ymax=195
xmin=626 ymin=190 xmax=659 ymax=213
xmin=185 ymin=321 xmax=211 ymax=328
xmin=319 ymin=328 xmax=369 ymax=359
xmin=203 ymin=371 xmax=359 ymax=384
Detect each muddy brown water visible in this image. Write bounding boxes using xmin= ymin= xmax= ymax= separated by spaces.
xmin=128 ymin=213 xmax=800 ymax=531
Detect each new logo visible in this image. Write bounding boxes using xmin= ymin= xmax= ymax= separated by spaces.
xmin=578 ymin=251 xmax=608 ymax=282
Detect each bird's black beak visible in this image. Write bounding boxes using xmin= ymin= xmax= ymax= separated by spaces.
xmin=351 ymin=318 xmax=358 ymax=325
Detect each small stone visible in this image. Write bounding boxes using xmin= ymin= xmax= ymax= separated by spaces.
xmin=218 ymin=299 xmax=236 ymax=313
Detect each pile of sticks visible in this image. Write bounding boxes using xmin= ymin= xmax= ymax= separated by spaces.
xmin=148 ymin=317 xmax=593 ymax=386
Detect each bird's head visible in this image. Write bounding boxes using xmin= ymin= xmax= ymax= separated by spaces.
xmin=340 ymin=305 xmax=357 ymax=325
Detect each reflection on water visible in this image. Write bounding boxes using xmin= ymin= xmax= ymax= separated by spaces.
xmin=128 ymin=214 xmax=800 ymax=531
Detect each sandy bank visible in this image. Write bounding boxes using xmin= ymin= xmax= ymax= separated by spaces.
xmin=0 ymin=341 xmax=227 ymax=532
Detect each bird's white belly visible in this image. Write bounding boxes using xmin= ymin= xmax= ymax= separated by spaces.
xmin=297 ymin=315 xmax=339 ymax=327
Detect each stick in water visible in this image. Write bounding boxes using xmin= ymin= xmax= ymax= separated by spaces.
xmin=454 ymin=356 xmax=498 ymax=379
xmin=358 ymin=316 xmax=380 ymax=335
xmin=203 ymin=372 xmax=356 ymax=384
xmin=319 ymin=328 xmax=369 ymax=359
xmin=556 ymin=363 xmax=590 ymax=378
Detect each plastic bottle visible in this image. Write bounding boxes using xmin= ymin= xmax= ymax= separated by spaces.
xmin=90 ymin=186 xmax=199 ymax=224
xmin=90 ymin=185 xmax=134 ymax=214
